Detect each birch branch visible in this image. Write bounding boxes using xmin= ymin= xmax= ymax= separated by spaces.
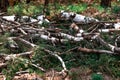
xmin=17 ymin=28 xmax=28 ymax=35
xmin=60 ymin=32 xmax=84 ymax=41
xmin=0 ymin=63 xmax=7 ymax=68
xmin=0 ymin=24 xmax=5 ymax=34
xmin=43 ymin=49 xmax=67 ymax=71
xmin=0 ymin=12 xmax=5 ymax=16
xmin=0 ymin=51 xmax=34 ymax=69
xmin=33 ymin=34 xmax=68 ymax=43
xmin=77 ymin=47 xmax=116 ymax=54
xmin=2 ymin=17 xmax=20 ymax=25
xmin=31 ymin=63 xmax=46 ymax=72
xmin=4 ymin=51 xmax=33 ymax=61
xmin=98 ymin=29 xmax=120 ymax=33
xmin=59 ymin=32 xmax=99 ymax=41
xmin=9 ymin=37 xmax=37 ymax=48
xmin=15 ymin=71 xmax=29 ymax=75
xmin=96 ymin=36 xmax=120 ymax=54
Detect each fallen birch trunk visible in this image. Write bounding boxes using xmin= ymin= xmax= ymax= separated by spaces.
xmin=59 ymin=32 xmax=99 ymax=41
xmin=60 ymin=11 xmax=99 ymax=23
xmin=60 ymin=32 xmax=84 ymax=41
xmin=31 ymin=34 xmax=68 ymax=43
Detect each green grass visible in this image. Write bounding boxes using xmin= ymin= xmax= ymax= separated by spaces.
xmin=7 ymin=3 xmax=43 ymax=16
xmin=67 ymin=4 xmax=87 ymax=13
xmin=7 ymin=3 xmax=87 ymax=16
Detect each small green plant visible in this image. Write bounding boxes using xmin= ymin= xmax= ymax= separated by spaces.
xmin=91 ymin=73 xmax=104 ymax=80
xmin=2 ymin=59 xmax=28 ymax=80
xmin=92 ymin=4 xmax=104 ymax=12
xmin=67 ymin=4 xmax=87 ymax=13
xmin=112 ymin=5 xmax=120 ymax=14
xmin=7 ymin=3 xmax=43 ymax=16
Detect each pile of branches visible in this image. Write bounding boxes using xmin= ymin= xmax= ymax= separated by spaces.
xmin=0 ymin=11 xmax=120 ymax=79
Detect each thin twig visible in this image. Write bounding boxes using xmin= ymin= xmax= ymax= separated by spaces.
xmin=77 ymin=47 xmax=116 ymax=54
xmin=43 ymin=49 xmax=67 ymax=71
xmin=31 ymin=63 xmax=46 ymax=72
xmin=97 ymin=36 xmax=120 ymax=53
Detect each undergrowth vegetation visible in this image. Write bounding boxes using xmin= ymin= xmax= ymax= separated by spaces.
xmin=7 ymin=3 xmax=43 ymax=16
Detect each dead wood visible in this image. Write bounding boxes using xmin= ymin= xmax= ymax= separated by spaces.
xmin=77 ymin=47 xmax=116 ymax=54
xmin=31 ymin=63 xmax=46 ymax=72
xmin=0 ymin=11 xmax=120 ymax=80
xmin=43 ymin=49 xmax=67 ymax=71
xmin=96 ymin=36 xmax=120 ymax=54
xmin=43 ymin=49 xmax=69 ymax=79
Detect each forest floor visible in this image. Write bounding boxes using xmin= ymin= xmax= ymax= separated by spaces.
xmin=0 ymin=2 xmax=120 ymax=80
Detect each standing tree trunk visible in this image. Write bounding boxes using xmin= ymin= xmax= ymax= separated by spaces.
xmin=0 ymin=0 xmax=9 ymax=12
xmin=0 ymin=0 xmax=22 ymax=12
xmin=43 ymin=0 xmax=50 ymax=15
xmin=100 ymin=0 xmax=112 ymax=8
xmin=26 ymin=0 xmax=31 ymax=4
